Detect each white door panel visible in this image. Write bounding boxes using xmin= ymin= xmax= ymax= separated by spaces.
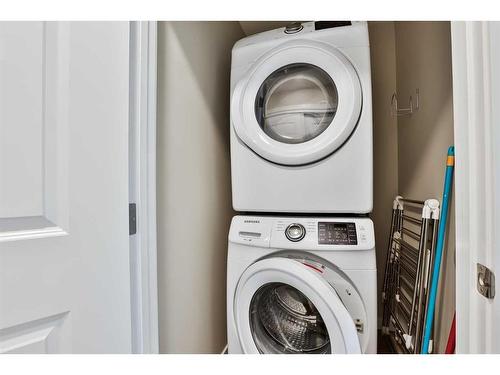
xmin=0 ymin=22 xmax=45 ymax=219
xmin=0 ymin=22 xmax=131 ymax=353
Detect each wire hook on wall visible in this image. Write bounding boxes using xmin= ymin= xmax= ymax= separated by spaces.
xmin=391 ymin=89 xmax=420 ymax=117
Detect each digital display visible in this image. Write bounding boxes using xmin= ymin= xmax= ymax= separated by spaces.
xmin=318 ymin=222 xmax=357 ymax=245
xmin=314 ymin=21 xmax=352 ymax=31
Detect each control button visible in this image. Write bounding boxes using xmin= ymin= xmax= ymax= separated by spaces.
xmin=285 ymin=223 xmax=306 ymax=242
xmin=284 ymin=22 xmax=303 ymax=34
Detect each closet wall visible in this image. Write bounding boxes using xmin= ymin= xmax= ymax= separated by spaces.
xmin=368 ymin=22 xmax=399 ymax=326
xmin=369 ymin=21 xmax=455 ymax=353
xmin=157 ymin=21 xmax=245 ymax=353
xmin=395 ymin=21 xmax=455 ymax=353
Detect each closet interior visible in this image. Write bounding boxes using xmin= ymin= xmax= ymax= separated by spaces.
xmin=156 ymin=21 xmax=455 ymax=354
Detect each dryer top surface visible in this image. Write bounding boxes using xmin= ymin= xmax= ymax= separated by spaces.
xmin=233 ymin=21 xmax=369 ymax=53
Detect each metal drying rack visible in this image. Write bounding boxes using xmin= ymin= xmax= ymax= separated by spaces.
xmin=381 ymin=196 xmax=440 ymax=353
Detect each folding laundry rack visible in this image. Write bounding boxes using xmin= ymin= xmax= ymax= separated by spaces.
xmin=381 ymin=196 xmax=440 ymax=354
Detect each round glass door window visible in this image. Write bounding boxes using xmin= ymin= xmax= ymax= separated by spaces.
xmin=254 ymin=63 xmax=338 ymax=144
xmin=249 ymin=282 xmax=331 ymax=354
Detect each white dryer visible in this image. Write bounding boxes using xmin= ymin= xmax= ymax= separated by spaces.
xmin=230 ymin=21 xmax=373 ymax=213
xmin=227 ymin=215 xmax=377 ymax=354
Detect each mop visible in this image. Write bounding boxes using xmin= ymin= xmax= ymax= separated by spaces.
xmin=421 ymin=146 xmax=455 ymax=354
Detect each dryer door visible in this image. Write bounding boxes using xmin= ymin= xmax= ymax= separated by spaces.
xmin=231 ymin=39 xmax=362 ymax=166
xmin=234 ymin=257 xmax=361 ymax=354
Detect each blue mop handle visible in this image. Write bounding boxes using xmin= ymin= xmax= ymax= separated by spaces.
xmin=422 ymin=146 xmax=455 ymax=354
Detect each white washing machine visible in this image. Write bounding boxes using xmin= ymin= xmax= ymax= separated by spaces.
xmin=230 ymin=21 xmax=373 ymax=213
xmin=227 ymin=215 xmax=377 ymax=354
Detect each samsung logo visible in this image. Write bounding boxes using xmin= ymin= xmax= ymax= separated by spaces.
xmin=244 ymin=220 xmax=260 ymax=223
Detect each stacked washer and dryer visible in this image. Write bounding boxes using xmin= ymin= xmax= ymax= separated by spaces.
xmin=227 ymin=21 xmax=377 ymax=354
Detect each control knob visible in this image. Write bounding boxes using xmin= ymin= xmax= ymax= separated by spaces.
xmin=284 ymin=22 xmax=303 ymax=34
xmin=285 ymin=223 xmax=306 ymax=242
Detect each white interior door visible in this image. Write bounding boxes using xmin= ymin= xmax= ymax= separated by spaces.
xmin=0 ymin=21 xmax=132 ymax=353
xmin=452 ymin=21 xmax=500 ymax=353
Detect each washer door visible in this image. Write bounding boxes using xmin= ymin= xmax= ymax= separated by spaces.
xmin=234 ymin=257 xmax=361 ymax=354
xmin=231 ymin=39 xmax=362 ymax=165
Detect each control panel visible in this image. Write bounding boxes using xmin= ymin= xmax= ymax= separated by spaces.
xmin=318 ymin=222 xmax=357 ymax=245
xmin=229 ymin=216 xmax=374 ymax=251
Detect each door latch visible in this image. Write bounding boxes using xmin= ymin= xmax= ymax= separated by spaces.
xmin=477 ymin=263 xmax=495 ymax=299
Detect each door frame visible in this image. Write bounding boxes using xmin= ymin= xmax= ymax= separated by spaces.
xmin=129 ymin=21 xmax=159 ymax=354
xmin=451 ymin=21 xmax=499 ymax=353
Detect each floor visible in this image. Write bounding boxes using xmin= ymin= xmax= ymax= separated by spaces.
xmin=377 ymin=330 xmax=395 ymax=354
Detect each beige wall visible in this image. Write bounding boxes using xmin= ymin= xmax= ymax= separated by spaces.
xmin=238 ymin=21 xmax=290 ymax=36
xmin=156 ymin=21 xmax=244 ymax=353
xmin=368 ymin=22 xmax=399 ymax=326
xmin=395 ymin=21 xmax=455 ymax=353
